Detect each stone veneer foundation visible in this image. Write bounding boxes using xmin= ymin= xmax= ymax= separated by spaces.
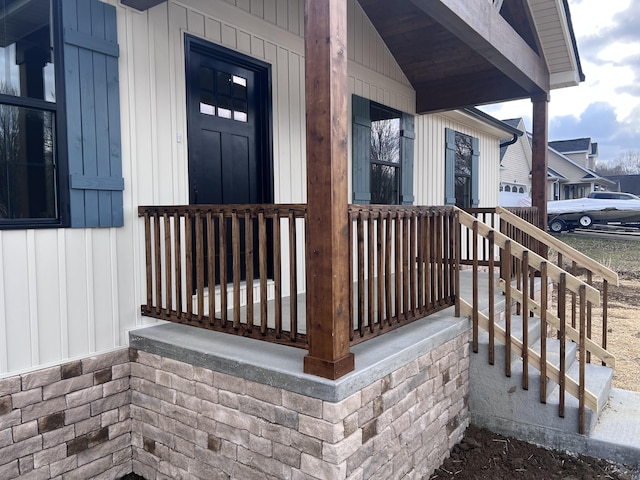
xmin=0 ymin=350 xmax=131 ymax=479
xmin=0 ymin=312 xmax=470 ymax=479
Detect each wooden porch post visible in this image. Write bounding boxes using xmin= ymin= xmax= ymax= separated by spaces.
xmin=531 ymin=93 xmax=549 ymax=256
xmin=303 ymin=0 xmax=355 ymax=379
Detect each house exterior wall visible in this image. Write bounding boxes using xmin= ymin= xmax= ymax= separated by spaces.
xmin=0 ymin=0 xmax=412 ymax=377
xmin=0 ymin=0 xmax=503 ymax=379
xmin=499 ymin=127 xmax=532 ymax=196
xmin=415 ymin=114 xmax=504 ymax=208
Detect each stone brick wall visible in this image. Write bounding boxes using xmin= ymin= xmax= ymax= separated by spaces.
xmin=129 ymin=330 xmax=470 ymax=480
xmin=0 ymin=350 xmax=131 ymax=479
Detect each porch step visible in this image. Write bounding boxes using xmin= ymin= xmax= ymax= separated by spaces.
xmin=470 ymin=319 xmax=613 ymax=437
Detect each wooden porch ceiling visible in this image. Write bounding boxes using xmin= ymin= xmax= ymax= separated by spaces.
xmin=358 ymin=0 xmax=550 ymax=114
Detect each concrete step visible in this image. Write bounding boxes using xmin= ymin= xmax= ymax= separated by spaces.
xmin=530 ymin=337 xmax=578 ymax=399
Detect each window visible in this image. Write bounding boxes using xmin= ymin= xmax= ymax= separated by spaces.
xmin=505 ymin=185 xmax=511 ymax=192
xmin=0 ymin=0 xmax=57 ymax=222
xmin=0 ymin=0 xmax=123 ymax=229
xmin=352 ymin=95 xmax=414 ymax=205
xmin=370 ymin=104 xmax=400 ymax=204
xmin=445 ymin=128 xmax=479 ymax=208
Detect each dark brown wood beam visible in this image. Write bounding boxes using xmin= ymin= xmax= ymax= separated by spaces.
xmin=409 ymin=0 xmax=549 ymax=94
xmin=120 ymin=0 xmax=165 ymax=11
xmin=303 ymin=0 xmax=354 ymax=380
xmin=531 ymin=93 xmax=549 ymax=257
xmin=415 ymin=73 xmax=528 ymax=113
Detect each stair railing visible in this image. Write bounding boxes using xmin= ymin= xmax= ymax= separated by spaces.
xmin=496 ymin=207 xmax=619 ymax=366
xmin=457 ymin=208 xmax=616 ymax=434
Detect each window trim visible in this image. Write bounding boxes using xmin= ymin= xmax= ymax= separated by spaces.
xmin=0 ymin=0 xmax=66 ymax=229
xmin=351 ymin=94 xmax=414 ymax=206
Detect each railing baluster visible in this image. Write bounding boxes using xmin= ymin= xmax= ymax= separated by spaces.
xmin=558 ymin=272 xmax=567 ymax=418
xmin=504 ymin=240 xmax=512 ymax=377
xmin=274 ymin=210 xmax=282 ymax=338
xmin=196 ymin=212 xmax=204 ymax=322
xmin=521 ymin=250 xmax=529 ymax=390
xmin=288 ymin=210 xmax=298 ymax=342
xmin=143 ymin=213 xmax=152 ymax=313
xmin=206 ymin=212 xmax=215 ymax=326
xmin=164 ymin=213 xmax=172 ymax=315
xmin=579 ymin=284 xmax=587 ymax=434
xmin=472 ymin=220 xmax=479 ymax=353
xmin=395 ymin=211 xmax=402 ymax=322
xmin=154 ymin=212 xmax=162 ymax=316
xmin=385 ymin=211 xmax=392 ymax=326
xmin=245 ymin=210 xmax=254 ymax=333
xmin=586 ymin=270 xmax=593 ymax=363
xmin=357 ymin=211 xmax=365 ymax=336
xmin=348 ymin=210 xmax=354 ymax=340
xmin=259 ymin=211 xmax=268 ymax=335
xmin=417 ymin=212 xmax=425 ymax=313
xmin=232 ymin=211 xmax=241 ymax=329
xmin=403 ymin=212 xmax=410 ymax=317
xmin=367 ymin=211 xmax=375 ymax=334
xmin=218 ymin=212 xmax=227 ymax=327
xmin=571 ymin=261 xmax=577 ymax=329
xmin=185 ymin=212 xmax=193 ymax=319
xmin=377 ymin=210 xmax=384 ymax=330
xmin=488 ymin=230 xmax=495 ymax=365
xmin=410 ymin=212 xmax=417 ymax=317
xmin=540 ymin=261 xmax=548 ymax=403
xmin=602 ymin=279 xmax=608 ymax=366
xmin=174 ymin=212 xmax=182 ymax=320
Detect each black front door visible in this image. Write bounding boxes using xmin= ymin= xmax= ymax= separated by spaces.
xmin=185 ymin=36 xmax=272 ymax=284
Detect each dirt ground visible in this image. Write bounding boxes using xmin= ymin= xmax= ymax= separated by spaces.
xmin=430 ymin=425 xmax=637 ymax=480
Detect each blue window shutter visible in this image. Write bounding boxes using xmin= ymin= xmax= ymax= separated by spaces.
xmin=352 ymin=95 xmax=371 ymax=204
xmin=471 ymin=136 xmax=480 ymax=207
xmin=400 ymin=112 xmax=415 ymax=205
xmin=62 ymin=0 xmax=124 ymax=227
xmin=444 ymin=128 xmax=456 ymax=205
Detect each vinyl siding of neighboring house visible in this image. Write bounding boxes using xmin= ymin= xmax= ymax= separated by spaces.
xmin=0 ymin=0 xmax=506 ymax=377
xmin=499 ymin=119 xmax=532 ymax=196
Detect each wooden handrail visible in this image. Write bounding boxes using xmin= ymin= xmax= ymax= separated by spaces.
xmin=496 ymin=207 xmax=619 ymax=286
xmin=497 ymin=279 xmax=616 ymax=367
xmin=459 ymin=299 xmax=599 ymax=412
xmin=457 ymin=208 xmax=601 ymax=305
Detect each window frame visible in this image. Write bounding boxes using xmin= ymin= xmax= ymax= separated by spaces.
xmin=0 ymin=0 xmax=68 ymax=229
xmin=445 ymin=128 xmax=479 ymax=208
xmin=352 ymin=94 xmax=414 ymax=206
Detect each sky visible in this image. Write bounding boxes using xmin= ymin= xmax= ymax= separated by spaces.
xmin=480 ymin=0 xmax=640 ymax=163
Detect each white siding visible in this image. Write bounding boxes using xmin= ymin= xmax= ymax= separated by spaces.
xmin=415 ymin=114 xmax=503 ymax=208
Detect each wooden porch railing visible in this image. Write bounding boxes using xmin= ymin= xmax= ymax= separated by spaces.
xmin=458 ymin=207 xmax=617 ymax=434
xmin=139 ymin=203 xmax=460 ymax=350
xmin=138 ymin=204 xmax=308 ymax=346
xmin=347 ymin=205 xmax=458 ymax=345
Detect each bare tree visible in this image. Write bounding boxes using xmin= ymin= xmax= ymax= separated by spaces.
xmin=594 ymin=151 xmax=640 ymax=175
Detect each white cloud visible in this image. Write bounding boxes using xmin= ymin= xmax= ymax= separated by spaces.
xmin=481 ymin=0 xmax=640 ymax=161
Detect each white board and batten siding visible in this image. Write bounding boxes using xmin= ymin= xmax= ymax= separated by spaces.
xmin=415 ymin=112 xmax=504 ymax=208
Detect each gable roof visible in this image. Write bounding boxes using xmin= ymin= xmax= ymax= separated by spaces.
xmin=548 ymin=137 xmax=593 ymax=154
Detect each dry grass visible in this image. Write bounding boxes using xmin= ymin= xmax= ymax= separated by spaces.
xmin=550 ymin=233 xmax=640 ymax=392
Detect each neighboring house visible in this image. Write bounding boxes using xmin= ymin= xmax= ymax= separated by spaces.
xmin=549 ymin=137 xmax=598 ymax=170
xmin=548 ymin=144 xmax=617 ymax=199
xmin=499 ymin=117 xmax=531 ymax=204
xmin=603 ymin=174 xmax=640 ymax=195
xmin=0 ymin=1 xmax=591 ymax=479
xmin=500 ymin=123 xmax=614 ymax=202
